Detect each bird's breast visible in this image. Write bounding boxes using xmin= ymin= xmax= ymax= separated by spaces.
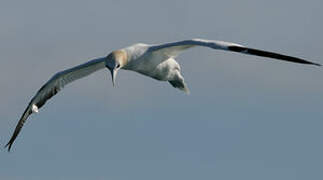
xmin=127 ymin=57 xmax=179 ymax=81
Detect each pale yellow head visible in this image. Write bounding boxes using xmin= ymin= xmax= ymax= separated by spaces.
xmin=105 ymin=50 xmax=128 ymax=86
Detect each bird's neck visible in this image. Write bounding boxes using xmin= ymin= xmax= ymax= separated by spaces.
xmin=113 ymin=49 xmax=128 ymax=67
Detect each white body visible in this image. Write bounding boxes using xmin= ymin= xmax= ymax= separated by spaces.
xmin=6 ymin=38 xmax=320 ymax=151
xmin=123 ymin=43 xmax=188 ymax=92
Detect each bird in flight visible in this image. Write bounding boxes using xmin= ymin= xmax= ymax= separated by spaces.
xmin=6 ymin=38 xmax=320 ymax=151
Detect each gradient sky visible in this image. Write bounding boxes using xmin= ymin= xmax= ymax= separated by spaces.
xmin=1 ymin=0 xmax=323 ymax=179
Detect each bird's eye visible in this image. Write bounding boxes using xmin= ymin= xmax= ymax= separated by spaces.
xmin=116 ymin=64 xmax=120 ymax=68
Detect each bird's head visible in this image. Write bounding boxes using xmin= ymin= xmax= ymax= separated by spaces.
xmin=105 ymin=50 xmax=128 ymax=86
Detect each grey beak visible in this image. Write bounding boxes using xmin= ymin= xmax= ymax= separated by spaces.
xmin=110 ymin=69 xmax=117 ymax=87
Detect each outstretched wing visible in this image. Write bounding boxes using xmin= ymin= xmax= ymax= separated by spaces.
xmin=6 ymin=57 xmax=106 ymax=151
xmin=148 ymin=39 xmax=320 ymax=66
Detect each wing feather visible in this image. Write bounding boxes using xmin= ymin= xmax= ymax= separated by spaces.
xmin=148 ymin=39 xmax=320 ymax=66
xmin=5 ymin=57 xmax=106 ymax=151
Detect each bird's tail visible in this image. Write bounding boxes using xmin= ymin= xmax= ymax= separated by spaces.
xmin=169 ymin=80 xmax=190 ymax=94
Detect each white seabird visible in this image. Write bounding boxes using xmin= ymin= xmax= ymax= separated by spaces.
xmin=6 ymin=38 xmax=320 ymax=151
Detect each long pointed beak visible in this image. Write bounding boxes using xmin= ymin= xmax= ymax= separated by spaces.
xmin=110 ymin=69 xmax=117 ymax=87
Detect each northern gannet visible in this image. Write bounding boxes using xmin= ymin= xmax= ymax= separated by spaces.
xmin=6 ymin=38 xmax=320 ymax=151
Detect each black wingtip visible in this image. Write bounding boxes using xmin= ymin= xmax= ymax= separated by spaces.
xmin=5 ymin=141 xmax=13 ymax=152
xmin=304 ymin=61 xmax=321 ymax=66
xmin=228 ymin=46 xmax=321 ymax=67
xmin=5 ymin=134 xmax=17 ymax=152
xmin=312 ymin=62 xmax=321 ymax=66
xmin=303 ymin=60 xmax=321 ymax=66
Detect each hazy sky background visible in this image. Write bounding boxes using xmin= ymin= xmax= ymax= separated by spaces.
xmin=1 ymin=0 xmax=323 ymax=179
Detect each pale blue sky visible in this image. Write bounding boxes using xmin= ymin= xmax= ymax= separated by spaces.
xmin=1 ymin=0 xmax=323 ymax=179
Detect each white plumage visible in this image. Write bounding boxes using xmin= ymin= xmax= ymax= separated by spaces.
xmin=6 ymin=38 xmax=320 ymax=151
